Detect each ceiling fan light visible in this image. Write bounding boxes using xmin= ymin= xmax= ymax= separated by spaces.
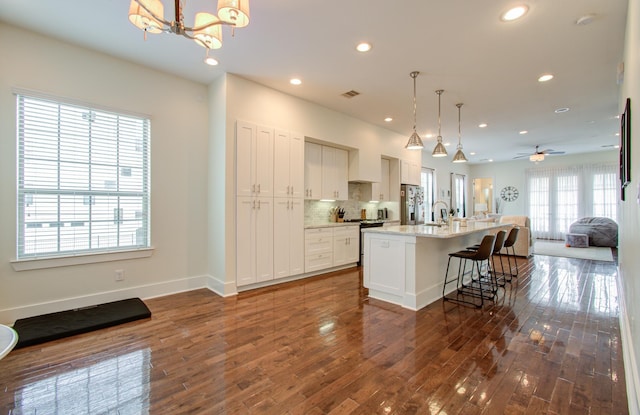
xmin=406 ymin=131 xmax=424 ymax=150
xmin=529 ymin=153 xmax=544 ymax=162
xmin=217 ymin=0 xmax=250 ymax=28
xmin=194 ymin=13 xmax=223 ymax=49
xmin=432 ymin=140 xmax=448 ymax=157
xmin=128 ymin=0 xmax=164 ymax=33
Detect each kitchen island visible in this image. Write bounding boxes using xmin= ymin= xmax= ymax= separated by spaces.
xmin=362 ymin=221 xmax=509 ymax=310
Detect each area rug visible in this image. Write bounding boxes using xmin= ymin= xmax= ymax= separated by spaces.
xmin=13 ymin=298 xmax=151 ymax=348
xmin=534 ymin=240 xmax=614 ymax=262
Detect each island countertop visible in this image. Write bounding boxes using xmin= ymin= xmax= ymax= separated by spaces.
xmin=361 ymin=221 xmax=508 ymax=239
xmin=362 ymin=220 xmax=511 ymax=311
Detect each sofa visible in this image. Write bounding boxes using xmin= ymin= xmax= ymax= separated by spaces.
xmin=497 ymin=215 xmax=533 ymax=257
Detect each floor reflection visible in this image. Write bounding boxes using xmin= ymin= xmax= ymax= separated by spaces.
xmin=14 ymin=348 xmax=150 ymax=414
xmin=526 ymin=255 xmax=619 ymax=315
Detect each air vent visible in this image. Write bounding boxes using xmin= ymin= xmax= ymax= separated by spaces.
xmin=341 ymin=90 xmax=360 ymax=98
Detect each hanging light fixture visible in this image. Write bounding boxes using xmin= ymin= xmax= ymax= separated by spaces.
xmin=128 ymin=0 xmax=249 ymax=57
xmin=405 ymin=71 xmax=424 ymax=150
xmin=432 ymin=89 xmax=448 ymax=157
xmin=452 ymin=103 xmax=468 ymax=163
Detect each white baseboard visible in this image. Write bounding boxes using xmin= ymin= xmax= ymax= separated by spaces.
xmin=618 ymin=267 xmax=640 ymax=415
xmin=0 ymin=275 xmax=218 ymax=325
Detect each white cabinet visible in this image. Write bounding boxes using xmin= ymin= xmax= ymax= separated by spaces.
xmin=237 ymin=121 xmax=274 ymax=197
xmin=274 ymin=131 xmax=304 ymax=199
xmin=321 ymin=146 xmax=349 ymax=200
xmin=401 ymin=159 xmax=420 ymax=186
xmin=368 ymin=158 xmax=391 ymax=202
xmin=333 ymin=226 xmax=360 ymax=266
xmin=304 ymin=142 xmax=322 ymax=200
xmin=305 ymin=228 xmax=334 ymax=272
xmin=236 ymin=196 xmax=274 ymax=286
xmin=274 ymin=198 xmax=304 ymax=279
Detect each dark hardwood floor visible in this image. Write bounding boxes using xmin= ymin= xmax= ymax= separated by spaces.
xmin=0 ymin=253 xmax=628 ymax=414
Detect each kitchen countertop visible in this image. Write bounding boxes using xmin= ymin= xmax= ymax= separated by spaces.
xmin=361 ymin=221 xmax=508 ymax=239
xmin=305 ymin=219 xmax=397 ymax=229
xmin=304 ymin=222 xmax=360 ymax=229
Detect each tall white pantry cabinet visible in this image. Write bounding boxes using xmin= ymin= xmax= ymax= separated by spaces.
xmin=236 ymin=121 xmax=304 ymax=287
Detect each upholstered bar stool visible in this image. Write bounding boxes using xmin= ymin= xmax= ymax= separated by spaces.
xmin=501 ymin=226 xmax=520 ymax=281
xmin=442 ymin=234 xmax=496 ymax=308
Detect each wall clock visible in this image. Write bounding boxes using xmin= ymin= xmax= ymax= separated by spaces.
xmin=500 ymin=186 xmax=519 ymax=202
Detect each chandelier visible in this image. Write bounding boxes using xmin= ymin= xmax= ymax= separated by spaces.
xmin=128 ymin=0 xmax=250 ymax=53
xmin=405 ymin=71 xmax=424 ymax=150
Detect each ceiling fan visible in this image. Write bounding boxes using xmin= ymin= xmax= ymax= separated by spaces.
xmin=514 ymin=145 xmax=565 ymax=162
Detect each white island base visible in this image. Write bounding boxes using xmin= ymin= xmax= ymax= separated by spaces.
xmin=362 ymin=222 xmax=508 ymax=311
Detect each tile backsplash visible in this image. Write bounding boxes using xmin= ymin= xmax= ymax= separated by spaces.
xmin=304 ymin=183 xmax=399 ymax=225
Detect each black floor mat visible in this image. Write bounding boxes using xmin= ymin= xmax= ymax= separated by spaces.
xmin=13 ymin=298 xmax=151 ymax=348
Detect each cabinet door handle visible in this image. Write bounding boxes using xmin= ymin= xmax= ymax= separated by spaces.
xmin=287 ymin=185 xmax=290 ymax=195
xmin=252 ymin=200 xmax=256 ymax=209
xmin=257 ymin=184 xmax=261 ymax=193
xmin=252 ymin=184 xmax=256 ymax=193
xmin=257 ymin=200 xmax=261 ymax=209
xmin=290 ymin=186 xmax=293 ymax=195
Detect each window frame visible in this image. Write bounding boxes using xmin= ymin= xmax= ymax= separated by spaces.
xmin=13 ymin=90 xmax=152 ymax=269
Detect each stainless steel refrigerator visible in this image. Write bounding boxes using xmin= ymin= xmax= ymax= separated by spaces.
xmin=400 ymin=184 xmax=424 ymax=225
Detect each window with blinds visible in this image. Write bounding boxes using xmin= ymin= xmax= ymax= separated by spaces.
xmin=16 ymin=94 xmax=150 ymax=259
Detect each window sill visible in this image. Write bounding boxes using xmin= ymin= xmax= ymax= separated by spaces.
xmin=11 ymin=248 xmax=154 ymax=271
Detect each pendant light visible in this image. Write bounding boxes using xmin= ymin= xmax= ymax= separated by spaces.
xmin=405 ymin=71 xmax=424 ymax=150
xmin=452 ymin=103 xmax=468 ymax=163
xmin=431 ymin=89 xmax=448 ymax=157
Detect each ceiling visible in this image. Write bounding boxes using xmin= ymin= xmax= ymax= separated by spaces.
xmin=0 ymin=0 xmax=629 ymax=163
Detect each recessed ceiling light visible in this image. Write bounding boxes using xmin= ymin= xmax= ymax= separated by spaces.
xmin=204 ymin=56 xmax=219 ymax=66
xmin=290 ymin=78 xmax=302 ymax=86
xmin=356 ymin=42 xmax=372 ymax=52
xmin=478 ymin=123 xmax=488 ymax=128
xmin=538 ymin=74 xmax=554 ymax=82
xmin=501 ymin=5 xmax=529 ymax=22
xmin=425 ymin=133 xmax=433 ymax=138
xmin=444 ymin=142 xmax=451 ymax=147
xmin=615 ymin=132 xmax=620 ymax=136
xmin=384 ymin=117 xmax=393 ymax=122
xmin=488 ymin=159 xmax=494 ymax=162
xmin=555 ymin=107 xmax=570 ymax=113
xmin=519 ymin=130 xmax=528 ymax=135
xmin=470 ymin=152 xmax=476 ymax=156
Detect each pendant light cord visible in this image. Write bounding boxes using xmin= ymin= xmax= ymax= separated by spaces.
xmin=411 ymin=72 xmax=419 ymax=131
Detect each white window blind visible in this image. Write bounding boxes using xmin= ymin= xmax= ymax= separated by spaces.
xmin=17 ymin=94 xmax=150 ymax=259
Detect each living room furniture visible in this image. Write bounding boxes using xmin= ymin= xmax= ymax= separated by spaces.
xmin=565 ymin=233 xmax=589 ymax=248
xmin=568 ymin=217 xmax=618 ymax=247
xmin=498 ymin=215 xmax=533 ymax=257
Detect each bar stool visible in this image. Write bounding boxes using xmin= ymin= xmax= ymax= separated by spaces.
xmin=501 ymin=226 xmax=520 ymax=281
xmin=442 ymin=234 xmax=496 ymax=308
xmin=466 ymin=230 xmax=508 ymax=288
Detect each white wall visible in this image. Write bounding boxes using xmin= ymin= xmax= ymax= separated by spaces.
xmin=469 ymin=151 xmax=618 ymax=216
xmin=618 ymin=0 xmax=640 ymax=412
xmin=0 ymin=24 xmax=210 ymax=324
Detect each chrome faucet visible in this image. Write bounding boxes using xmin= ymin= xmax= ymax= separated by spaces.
xmin=432 ymin=200 xmax=449 ymax=225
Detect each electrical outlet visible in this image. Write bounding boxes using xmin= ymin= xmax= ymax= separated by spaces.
xmin=115 ymin=269 xmax=125 ymax=281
